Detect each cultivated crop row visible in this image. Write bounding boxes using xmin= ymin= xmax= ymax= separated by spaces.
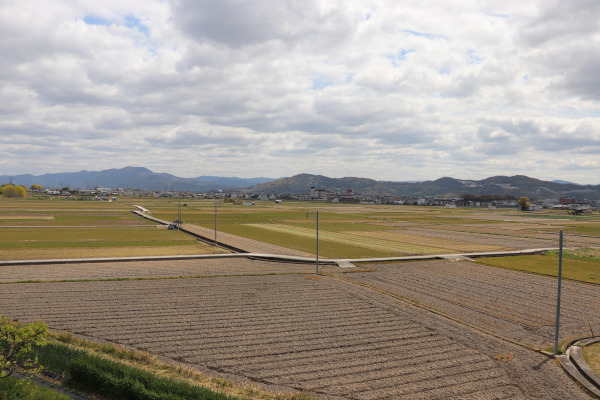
xmin=0 ymin=271 xmax=584 ymax=399
xmin=246 ymin=224 xmax=464 ymax=254
xmin=346 ymin=260 xmax=600 ymax=347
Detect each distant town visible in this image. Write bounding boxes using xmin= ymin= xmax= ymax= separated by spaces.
xmin=34 ymin=184 xmax=599 ymax=214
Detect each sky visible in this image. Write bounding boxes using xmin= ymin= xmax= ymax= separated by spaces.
xmin=1 ymin=1 xmax=600 ymax=184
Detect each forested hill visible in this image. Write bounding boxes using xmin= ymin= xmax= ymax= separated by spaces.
xmin=0 ymin=167 xmax=272 ymax=192
xmin=248 ymin=174 xmax=600 ymax=199
xmin=3 ymin=168 xmax=599 ymax=199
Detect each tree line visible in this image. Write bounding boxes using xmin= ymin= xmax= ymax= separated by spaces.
xmin=461 ymin=194 xmax=517 ymax=202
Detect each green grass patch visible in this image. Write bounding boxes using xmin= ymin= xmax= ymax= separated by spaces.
xmin=220 ymin=223 xmax=395 ymax=258
xmin=477 ymin=253 xmax=600 ymax=284
xmin=547 ymin=248 xmax=600 ymax=262
xmin=0 ymin=227 xmax=198 ymax=250
xmin=33 ymin=341 xmax=237 ymax=400
xmin=583 ymin=342 xmax=600 ymax=377
xmin=0 ymin=376 xmax=71 ymax=400
xmin=564 ymin=224 xmax=600 ymax=236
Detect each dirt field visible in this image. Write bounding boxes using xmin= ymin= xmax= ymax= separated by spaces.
xmin=346 ymin=260 xmax=600 ymax=348
xmin=0 ymin=258 xmax=591 ymax=399
xmin=0 ymin=258 xmax=318 ymax=282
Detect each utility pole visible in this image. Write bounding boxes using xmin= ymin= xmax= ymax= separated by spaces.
xmin=554 ymin=230 xmax=564 ymax=356
xmin=214 ymin=201 xmax=218 ymax=246
xmin=306 ymin=211 xmax=319 ymax=274
xmin=177 ymin=199 xmax=182 ymax=229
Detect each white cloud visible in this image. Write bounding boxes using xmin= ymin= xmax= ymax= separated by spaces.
xmin=0 ymin=0 xmax=599 ymax=184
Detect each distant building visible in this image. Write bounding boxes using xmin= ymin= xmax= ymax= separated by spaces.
xmin=559 ymin=197 xmax=576 ymax=204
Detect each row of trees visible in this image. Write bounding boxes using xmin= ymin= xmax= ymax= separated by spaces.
xmin=461 ymin=193 xmax=530 ymax=211
xmin=461 ymin=194 xmax=517 ymax=202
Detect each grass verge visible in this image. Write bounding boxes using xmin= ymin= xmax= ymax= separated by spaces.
xmin=0 ymin=376 xmax=71 ymax=400
xmin=583 ymin=342 xmax=600 ymax=376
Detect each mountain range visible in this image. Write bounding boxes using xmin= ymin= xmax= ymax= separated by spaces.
xmin=248 ymin=174 xmax=600 ymax=199
xmin=0 ymin=167 xmax=272 ymax=192
xmin=2 ymin=167 xmax=599 ymax=200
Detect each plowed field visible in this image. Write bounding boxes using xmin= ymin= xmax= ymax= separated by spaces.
xmin=0 ymin=258 xmax=590 ymax=399
xmin=346 ymin=260 xmax=600 ymax=348
xmin=0 ymin=258 xmax=318 ymax=282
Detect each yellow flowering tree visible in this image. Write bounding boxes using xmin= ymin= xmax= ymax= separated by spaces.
xmin=0 ymin=316 xmax=48 ymax=378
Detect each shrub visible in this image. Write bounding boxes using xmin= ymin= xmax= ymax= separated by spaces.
xmin=0 ymin=316 xmax=48 ymax=378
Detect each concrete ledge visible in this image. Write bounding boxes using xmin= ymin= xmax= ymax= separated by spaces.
xmin=336 ymin=248 xmax=555 ymax=264
xmin=0 ymin=254 xmax=251 ymax=266
xmin=557 ymin=338 xmax=600 ymax=398
xmin=0 ymin=253 xmax=338 ymax=267
xmin=0 ymin=248 xmax=561 ymax=268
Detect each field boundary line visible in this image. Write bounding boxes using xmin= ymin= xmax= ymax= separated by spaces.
xmin=0 ymin=271 xmax=309 ymax=285
xmin=0 ymin=248 xmax=558 ymax=267
xmin=328 ymin=273 xmax=552 ymax=358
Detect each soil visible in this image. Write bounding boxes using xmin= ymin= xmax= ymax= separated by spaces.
xmin=0 ymin=258 xmax=591 ymax=399
xmin=342 ymin=260 xmax=600 ymax=348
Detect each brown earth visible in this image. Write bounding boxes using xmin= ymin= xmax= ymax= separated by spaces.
xmin=0 ymin=258 xmax=318 ymax=282
xmin=0 ymin=259 xmax=591 ymax=399
xmin=344 ymin=260 xmax=600 ymax=348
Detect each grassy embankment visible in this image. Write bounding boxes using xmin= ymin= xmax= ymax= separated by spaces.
xmin=21 ymin=332 xmax=315 ymax=400
xmin=0 ymin=377 xmax=71 ymax=400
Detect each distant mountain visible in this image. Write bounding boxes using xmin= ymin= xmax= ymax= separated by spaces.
xmin=248 ymin=174 xmax=600 ymax=200
xmin=2 ymin=168 xmax=599 ymax=200
xmin=0 ymin=167 xmax=273 ymax=192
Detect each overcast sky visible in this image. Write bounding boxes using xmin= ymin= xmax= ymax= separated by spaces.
xmin=1 ymin=1 xmax=599 ymax=183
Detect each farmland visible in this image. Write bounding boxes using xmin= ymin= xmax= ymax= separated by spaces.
xmin=143 ymin=199 xmax=600 ymax=258
xmin=344 ymin=259 xmax=600 ymax=348
xmin=0 ymin=198 xmax=225 ymax=260
xmin=0 ymin=261 xmax=591 ymax=399
xmin=2 ymin=197 xmax=600 ymax=398
xmin=2 ymin=197 xmax=599 ymax=260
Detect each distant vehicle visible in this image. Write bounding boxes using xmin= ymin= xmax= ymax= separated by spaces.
xmin=168 ymin=219 xmax=182 ymax=230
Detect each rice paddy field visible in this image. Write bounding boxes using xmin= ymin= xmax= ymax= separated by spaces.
xmin=0 ymin=198 xmax=227 ymax=260
xmin=142 ymin=198 xmax=600 ymax=258
xmin=1 ymin=196 xmax=599 ymax=260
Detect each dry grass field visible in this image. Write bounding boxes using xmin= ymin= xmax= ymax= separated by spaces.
xmin=0 ymin=258 xmax=593 ymax=399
